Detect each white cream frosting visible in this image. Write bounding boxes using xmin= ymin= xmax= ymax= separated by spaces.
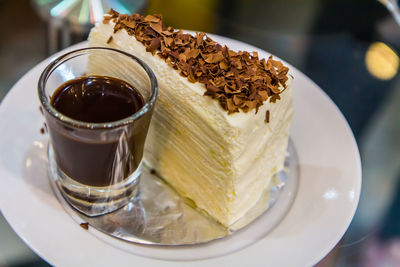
xmin=88 ymin=21 xmax=293 ymax=226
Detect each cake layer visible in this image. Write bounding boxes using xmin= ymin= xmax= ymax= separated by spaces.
xmin=88 ymin=18 xmax=293 ymax=226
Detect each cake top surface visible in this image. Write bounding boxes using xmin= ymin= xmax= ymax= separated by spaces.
xmin=103 ymin=9 xmax=290 ymax=114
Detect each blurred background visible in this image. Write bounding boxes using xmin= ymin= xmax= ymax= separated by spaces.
xmin=1 ymin=0 xmax=400 ymax=266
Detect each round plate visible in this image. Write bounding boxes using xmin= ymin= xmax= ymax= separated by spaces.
xmin=0 ymin=35 xmax=361 ymax=266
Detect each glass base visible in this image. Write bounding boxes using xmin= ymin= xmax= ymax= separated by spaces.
xmin=48 ymin=145 xmax=140 ymax=216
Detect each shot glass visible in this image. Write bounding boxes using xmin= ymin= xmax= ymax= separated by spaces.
xmin=38 ymin=47 xmax=157 ymax=216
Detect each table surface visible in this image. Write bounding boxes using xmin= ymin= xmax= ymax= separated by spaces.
xmin=1 ymin=0 xmax=400 ymax=266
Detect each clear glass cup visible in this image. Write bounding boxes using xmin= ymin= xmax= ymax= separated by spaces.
xmin=38 ymin=47 xmax=157 ymax=216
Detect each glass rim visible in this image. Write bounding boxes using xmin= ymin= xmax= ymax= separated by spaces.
xmin=38 ymin=47 xmax=158 ymax=129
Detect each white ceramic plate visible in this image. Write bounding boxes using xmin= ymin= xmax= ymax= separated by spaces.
xmin=0 ymin=35 xmax=361 ymax=266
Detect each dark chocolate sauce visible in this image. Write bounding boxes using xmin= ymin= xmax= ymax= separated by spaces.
xmin=51 ymin=75 xmax=143 ymax=123
xmin=49 ymin=76 xmax=147 ymax=187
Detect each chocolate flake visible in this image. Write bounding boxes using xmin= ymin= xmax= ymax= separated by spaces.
xmin=107 ymin=35 xmax=113 ymax=44
xmin=147 ymin=38 xmax=161 ymax=54
xmin=103 ymin=15 xmax=112 ymax=24
xmin=105 ymin=9 xmax=289 ymax=114
xmin=265 ymin=110 xmax=270 ymax=124
xmin=144 ymin=14 xmax=162 ymax=23
xmin=80 ymin=222 xmax=89 ymax=230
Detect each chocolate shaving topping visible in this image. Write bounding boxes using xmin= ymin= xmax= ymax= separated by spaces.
xmin=105 ymin=9 xmax=289 ymax=114
xmin=80 ymin=222 xmax=89 ymax=230
xmin=107 ymin=35 xmax=113 ymax=44
xmin=265 ymin=110 xmax=270 ymax=124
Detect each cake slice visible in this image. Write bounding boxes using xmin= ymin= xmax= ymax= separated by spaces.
xmin=88 ymin=11 xmax=293 ymax=226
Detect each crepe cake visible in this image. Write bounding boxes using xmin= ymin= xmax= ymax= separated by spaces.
xmin=88 ymin=10 xmax=293 ymax=227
